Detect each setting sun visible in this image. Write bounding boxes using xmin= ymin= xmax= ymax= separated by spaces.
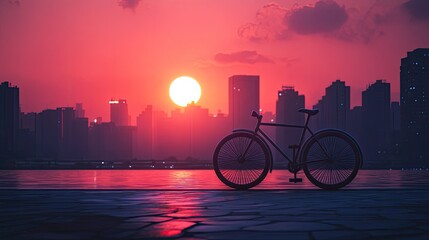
xmin=169 ymin=76 xmax=201 ymax=107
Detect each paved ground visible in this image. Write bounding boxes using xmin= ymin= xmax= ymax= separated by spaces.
xmin=1 ymin=189 xmax=429 ymax=239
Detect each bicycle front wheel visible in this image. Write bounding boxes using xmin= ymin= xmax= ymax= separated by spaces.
xmin=213 ymin=132 xmax=270 ymax=190
xmin=302 ymin=129 xmax=362 ymax=190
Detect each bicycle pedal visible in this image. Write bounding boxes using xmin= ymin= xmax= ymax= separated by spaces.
xmin=289 ymin=178 xmax=303 ymax=183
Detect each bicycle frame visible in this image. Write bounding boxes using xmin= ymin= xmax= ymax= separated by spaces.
xmin=253 ymin=114 xmax=316 ymax=165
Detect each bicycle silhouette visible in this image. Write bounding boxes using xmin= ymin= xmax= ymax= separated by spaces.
xmin=213 ymin=109 xmax=363 ymax=190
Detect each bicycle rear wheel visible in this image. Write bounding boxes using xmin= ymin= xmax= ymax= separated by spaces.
xmin=302 ymin=129 xmax=362 ymax=190
xmin=213 ymin=132 xmax=270 ymax=190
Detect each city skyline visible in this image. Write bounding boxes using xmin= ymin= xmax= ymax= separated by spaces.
xmin=2 ymin=0 xmax=429 ymax=122
xmin=4 ymin=76 xmax=401 ymax=126
xmin=2 ymin=60 xmax=422 ymax=168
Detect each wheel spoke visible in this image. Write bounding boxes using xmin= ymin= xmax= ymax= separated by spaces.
xmin=214 ymin=133 xmax=269 ymax=189
xmin=302 ymin=130 xmax=361 ymax=189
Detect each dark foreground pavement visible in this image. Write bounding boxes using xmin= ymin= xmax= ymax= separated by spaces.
xmin=1 ymin=189 xmax=429 ymax=240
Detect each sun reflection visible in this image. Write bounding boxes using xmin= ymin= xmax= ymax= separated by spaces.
xmin=172 ymin=170 xmax=192 ymax=179
xmin=93 ymin=171 xmax=97 ymax=187
xmin=168 ymin=170 xmax=197 ymax=189
xmin=131 ymin=191 xmax=206 ymax=238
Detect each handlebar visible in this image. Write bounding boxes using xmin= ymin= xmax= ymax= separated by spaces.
xmin=251 ymin=111 xmax=263 ymax=120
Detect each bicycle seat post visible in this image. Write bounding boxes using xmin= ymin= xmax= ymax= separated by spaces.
xmin=288 ymin=144 xmax=302 ymax=183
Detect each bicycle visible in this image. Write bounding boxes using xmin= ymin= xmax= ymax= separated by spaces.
xmin=213 ymin=109 xmax=363 ymax=190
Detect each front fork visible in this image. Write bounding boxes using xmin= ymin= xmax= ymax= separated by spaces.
xmin=232 ymin=129 xmax=274 ymax=173
xmin=240 ymin=139 xmax=254 ymax=163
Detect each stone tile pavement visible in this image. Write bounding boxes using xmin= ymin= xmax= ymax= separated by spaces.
xmin=1 ymin=189 xmax=429 ymax=239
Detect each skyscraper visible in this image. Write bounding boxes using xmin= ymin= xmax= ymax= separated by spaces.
xmin=0 ymin=82 xmax=19 ymax=159
xmin=36 ymin=109 xmax=60 ymax=159
xmin=109 ymin=99 xmax=129 ymax=126
xmin=229 ymin=75 xmax=259 ymax=130
xmin=313 ymin=80 xmax=350 ymax=130
xmin=72 ymin=117 xmax=89 ymax=160
xmin=35 ymin=107 xmax=76 ymax=159
xmin=400 ymin=48 xmax=429 ymax=167
xmin=57 ymin=107 xmax=75 ymax=159
xmin=276 ymin=86 xmax=305 ymax=162
xmin=362 ymin=80 xmax=391 ymax=167
xmin=136 ymin=105 xmax=154 ymax=160
xmin=391 ymin=101 xmax=401 ymax=165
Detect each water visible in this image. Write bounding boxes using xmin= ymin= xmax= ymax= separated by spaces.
xmin=0 ymin=170 xmax=428 ymax=190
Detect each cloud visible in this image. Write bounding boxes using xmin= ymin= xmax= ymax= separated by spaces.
xmin=1 ymin=0 xmax=20 ymax=6
xmin=332 ymin=5 xmax=386 ymax=43
xmin=402 ymin=0 xmax=429 ymax=22
xmin=238 ymin=3 xmax=288 ymax=41
xmin=10 ymin=0 xmax=20 ymax=6
xmin=239 ymin=1 xmax=388 ymax=43
xmin=214 ymin=51 xmax=273 ymax=64
xmin=118 ymin=0 xmax=141 ymax=11
xmin=288 ymin=0 xmax=348 ymax=34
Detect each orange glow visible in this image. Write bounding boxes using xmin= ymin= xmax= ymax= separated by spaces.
xmin=1 ymin=1 xmax=424 ymax=121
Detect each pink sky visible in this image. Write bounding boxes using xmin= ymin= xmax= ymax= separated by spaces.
xmin=1 ymin=0 xmax=429 ymax=123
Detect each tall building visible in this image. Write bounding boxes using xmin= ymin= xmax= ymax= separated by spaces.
xmin=35 ymin=107 xmax=88 ymax=160
xmin=36 ymin=109 xmax=60 ymax=159
xmin=109 ymin=99 xmax=129 ymax=126
xmin=313 ymin=80 xmax=350 ymax=130
xmin=400 ymin=48 xmax=429 ymax=167
xmin=0 ymin=82 xmax=20 ymax=159
xmin=229 ymin=75 xmax=259 ymax=130
xmin=57 ymin=107 xmax=75 ymax=159
xmin=390 ymin=102 xmax=401 ymax=166
xmin=72 ymin=117 xmax=89 ymax=160
xmin=362 ymin=80 xmax=391 ymax=167
xmin=275 ymin=86 xmax=305 ymax=163
xmin=391 ymin=102 xmax=401 ymax=133
xmin=17 ymin=112 xmax=37 ymax=159
xmin=136 ymin=105 xmax=154 ymax=160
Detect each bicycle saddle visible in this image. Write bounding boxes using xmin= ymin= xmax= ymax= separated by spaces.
xmin=298 ymin=108 xmax=319 ymax=116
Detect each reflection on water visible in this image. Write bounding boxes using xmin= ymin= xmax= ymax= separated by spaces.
xmin=127 ymin=191 xmax=203 ymax=237
xmin=0 ymin=170 xmax=428 ymax=189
